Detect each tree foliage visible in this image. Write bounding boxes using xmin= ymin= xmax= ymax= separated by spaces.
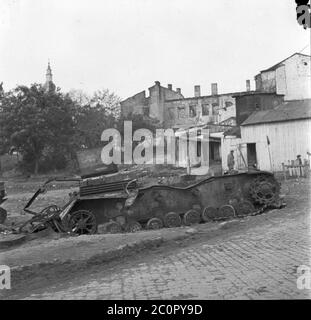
xmin=69 ymin=89 xmax=121 ymax=150
xmin=0 ymin=84 xmax=76 ymax=174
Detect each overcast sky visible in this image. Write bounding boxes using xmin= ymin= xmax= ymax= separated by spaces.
xmin=0 ymin=0 xmax=309 ymax=99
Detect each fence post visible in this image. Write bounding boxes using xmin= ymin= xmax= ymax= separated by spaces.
xmin=282 ymin=162 xmax=286 ymax=181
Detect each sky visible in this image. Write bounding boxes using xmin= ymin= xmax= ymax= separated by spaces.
xmin=0 ymin=0 xmax=310 ymax=99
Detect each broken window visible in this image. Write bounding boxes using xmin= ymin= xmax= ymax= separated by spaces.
xmin=178 ymin=107 xmax=186 ymax=119
xmin=143 ymin=106 xmax=149 ymax=116
xmin=189 ymin=105 xmax=197 ymax=118
xmin=225 ymin=101 xmax=233 ymax=108
xmin=202 ymin=104 xmax=209 ymax=116
xmin=212 ymin=103 xmax=219 ymax=115
xmin=168 ymin=107 xmax=175 ymax=120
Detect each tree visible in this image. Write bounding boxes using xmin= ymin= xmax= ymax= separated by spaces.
xmin=117 ymin=112 xmax=160 ymax=136
xmin=91 ymin=89 xmax=121 ymax=119
xmin=0 ymin=84 xmax=76 ymax=174
xmin=70 ymin=89 xmax=121 ymax=150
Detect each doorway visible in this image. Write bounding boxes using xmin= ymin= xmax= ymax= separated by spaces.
xmin=247 ymin=143 xmax=257 ymax=168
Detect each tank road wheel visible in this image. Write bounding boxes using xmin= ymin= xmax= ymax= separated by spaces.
xmin=236 ymin=200 xmax=255 ymax=217
xmin=67 ymin=210 xmax=97 ymax=235
xmin=106 ymin=221 xmax=122 ymax=234
xmin=126 ymin=221 xmax=142 ymax=233
xmin=183 ymin=209 xmax=201 ymax=226
xmin=202 ymin=206 xmax=217 ymax=222
xmin=0 ymin=207 xmax=7 ymax=224
xmin=218 ymin=205 xmax=236 ymax=219
xmin=147 ymin=217 xmax=163 ymax=230
xmin=250 ymin=175 xmax=280 ymax=205
xmin=164 ymin=212 xmax=182 ymax=228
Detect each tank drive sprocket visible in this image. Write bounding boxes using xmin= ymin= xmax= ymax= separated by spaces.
xmin=249 ymin=175 xmax=280 ymax=205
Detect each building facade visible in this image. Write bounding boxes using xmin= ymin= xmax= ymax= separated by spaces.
xmin=120 ymin=81 xmax=246 ymax=129
xmin=233 ymin=92 xmax=285 ymax=126
xmin=255 ymin=53 xmax=311 ymax=101
xmin=120 ymin=81 xmax=184 ymax=124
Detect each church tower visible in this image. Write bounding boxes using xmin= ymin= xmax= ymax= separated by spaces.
xmin=44 ymin=62 xmax=56 ymax=93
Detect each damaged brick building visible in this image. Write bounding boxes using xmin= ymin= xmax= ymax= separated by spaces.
xmin=120 ymin=81 xmax=240 ymax=129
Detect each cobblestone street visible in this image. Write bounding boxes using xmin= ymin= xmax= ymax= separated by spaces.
xmin=13 ymin=182 xmax=310 ymax=300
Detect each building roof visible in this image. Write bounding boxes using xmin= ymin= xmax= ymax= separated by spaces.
xmin=224 ymin=126 xmax=241 ymax=137
xmin=260 ymin=52 xmax=311 ymax=73
xmin=241 ymin=99 xmax=311 ymax=126
xmin=232 ymin=91 xmax=284 ymax=98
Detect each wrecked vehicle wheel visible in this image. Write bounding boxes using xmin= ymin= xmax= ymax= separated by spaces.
xmin=0 ymin=207 xmax=7 ymax=224
xmin=183 ymin=209 xmax=201 ymax=226
xmin=202 ymin=206 xmax=217 ymax=222
xmin=126 ymin=221 xmax=142 ymax=233
xmin=106 ymin=221 xmax=122 ymax=234
xmin=236 ymin=200 xmax=255 ymax=217
xmin=219 ymin=205 xmax=236 ymax=219
xmin=147 ymin=217 xmax=163 ymax=230
xmin=164 ymin=212 xmax=182 ymax=228
xmin=67 ymin=210 xmax=97 ymax=235
xmin=249 ymin=175 xmax=280 ymax=205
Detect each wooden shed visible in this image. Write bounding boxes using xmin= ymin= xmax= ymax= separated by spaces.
xmin=222 ymin=99 xmax=311 ymax=172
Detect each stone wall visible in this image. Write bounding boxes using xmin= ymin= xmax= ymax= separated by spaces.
xmin=163 ymin=94 xmax=236 ymax=128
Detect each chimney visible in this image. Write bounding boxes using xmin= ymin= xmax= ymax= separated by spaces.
xmin=211 ymin=83 xmax=218 ymax=95
xmin=155 ymin=81 xmax=160 ymax=86
xmin=168 ymin=84 xmax=172 ymax=90
xmin=176 ymin=88 xmax=181 ymax=94
xmin=246 ymin=80 xmax=251 ymax=92
xmin=194 ymin=85 xmax=201 ymax=97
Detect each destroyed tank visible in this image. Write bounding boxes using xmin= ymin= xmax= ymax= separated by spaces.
xmin=18 ymin=167 xmax=281 ymax=235
xmin=64 ymin=170 xmax=281 ymax=233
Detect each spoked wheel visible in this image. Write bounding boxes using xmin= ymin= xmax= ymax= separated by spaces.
xmin=218 ymin=205 xmax=236 ymax=219
xmin=235 ymin=200 xmax=255 ymax=217
xmin=202 ymin=206 xmax=217 ymax=222
xmin=147 ymin=217 xmax=163 ymax=230
xmin=164 ymin=212 xmax=182 ymax=228
xmin=67 ymin=210 xmax=97 ymax=235
xmin=183 ymin=209 xmax=201 ymax=226
xmin=126 ymin=221 xmax=142 ymax=233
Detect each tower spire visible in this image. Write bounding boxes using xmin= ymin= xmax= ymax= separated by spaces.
xmin=44 ymin=60 xmax=55 ymax=92
xmin=46 ymin=60 xmax=52 ymax=82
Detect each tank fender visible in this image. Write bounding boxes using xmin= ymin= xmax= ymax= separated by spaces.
xmin=59 ymin=199 xmax=78 ymax=220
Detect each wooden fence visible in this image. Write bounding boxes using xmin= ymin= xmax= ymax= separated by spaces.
xmin=282 ymin=159 xmax=310 ymax=179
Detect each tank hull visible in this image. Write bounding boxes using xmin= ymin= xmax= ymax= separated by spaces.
xmin=62 ymin=171 xmax=280 ymax=232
